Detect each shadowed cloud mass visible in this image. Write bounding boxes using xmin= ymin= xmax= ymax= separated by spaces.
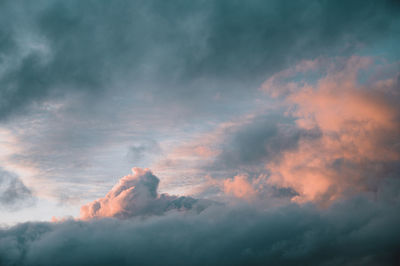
xmin=1 ymin=190 xmax=400 ymax=266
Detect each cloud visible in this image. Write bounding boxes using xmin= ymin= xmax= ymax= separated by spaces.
xmin=263 ymin=56 xmax=400 ymax=203
xmin=1 ymin=190 xmax=400 ymax=265
xmin=156 ymin=57 xmax=400 ymax=204
xmin=211 ymin=115 xmax=322 ymax=172
xmin=223 ymin=174 xmax=256 ymax=199
xmin=80 ymin=168 xmax=210 ymax=220
xmin=0 ymin=168 xmax=34 ymax=210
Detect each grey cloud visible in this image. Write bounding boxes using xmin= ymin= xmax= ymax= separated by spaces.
xmin=1 ymin=0 xmax=400 ymax=120
xmin=0 ymin=169 xmax=34 ymax=210
xmin=1 ymin=191 xmax=400 ymax=266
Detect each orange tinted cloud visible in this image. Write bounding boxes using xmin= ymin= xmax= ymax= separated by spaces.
xmin=224 ymin=174 xmax=256 ymax=199
xmin=264 ymin=57 xmax=400 ymax=203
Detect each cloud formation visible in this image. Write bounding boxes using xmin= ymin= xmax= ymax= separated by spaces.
xmin=158 ymin=57 xmax=400 ymax=204
xmin=263 ymin=56 xmax=400 ymax=203
xmin=80 ymin=168 xmax=209 ymax=220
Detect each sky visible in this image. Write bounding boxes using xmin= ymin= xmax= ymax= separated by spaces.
xmin=1 ymin=0 xmax=400 ymax=265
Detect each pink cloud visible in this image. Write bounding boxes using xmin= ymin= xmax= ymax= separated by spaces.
xmin=265 ymin=56 xmax=400 ymax=203
xmin=80 ymin=168 xmax=210 ymax=220
xmin=224 ymin=174 xmax=256 ymax=199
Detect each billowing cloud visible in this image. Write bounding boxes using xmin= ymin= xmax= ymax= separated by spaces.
xmin=80 ymin=168 xmax=210 ymax=220
xmin=223 ymin=174 xmax=256 ymax=199
xmin=263 ymin=56 xmax=400 ymax=203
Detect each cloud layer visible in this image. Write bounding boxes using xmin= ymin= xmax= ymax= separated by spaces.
xmin=1 ymin=191 xmax=400 ymax=266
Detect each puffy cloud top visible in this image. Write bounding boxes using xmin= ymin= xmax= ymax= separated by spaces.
xmin=80 ymin=168 xmax=208 ymax=219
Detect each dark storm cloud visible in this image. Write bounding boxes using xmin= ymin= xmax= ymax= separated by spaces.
xmin=1 ymin=0 xmax=399 ymax=120
xmin=0 ymin=169 xmax=34 ymax=210
xmin=1 ymin=189 xmax=400 ymax=266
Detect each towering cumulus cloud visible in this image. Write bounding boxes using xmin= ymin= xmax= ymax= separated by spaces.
xmin=80 ymin=168 xmax=208 ymax=219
